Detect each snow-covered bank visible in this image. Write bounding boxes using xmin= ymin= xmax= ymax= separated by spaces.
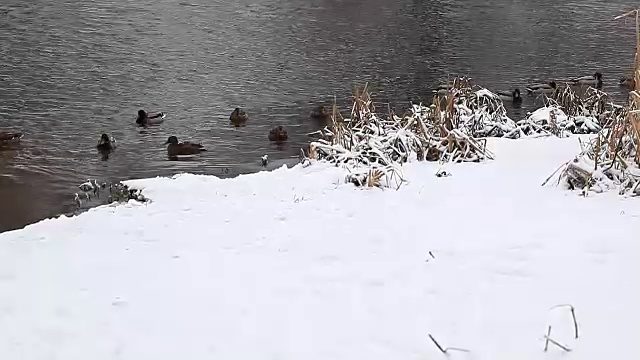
xmin=0 ymin=137 xmax=638 ymax=360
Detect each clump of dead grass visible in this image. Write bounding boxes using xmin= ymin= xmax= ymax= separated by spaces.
xmin=544 ymin=10 xmax=640 ymax=196
xmin=307 ymin=80 xmax=501 ymax=189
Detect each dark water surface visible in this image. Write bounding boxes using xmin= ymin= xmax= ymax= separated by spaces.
xmin=0 ymin=0 xmax=638 ymax=232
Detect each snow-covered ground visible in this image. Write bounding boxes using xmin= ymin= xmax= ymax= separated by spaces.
xmin=0 ymin=136 xmax=638 ymax=359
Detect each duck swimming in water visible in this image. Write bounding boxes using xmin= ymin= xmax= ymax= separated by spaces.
xmin=96 ymin=133 xmax=116 ymax=152
xmin=526 ymin=81 xmax=557 ymax=95
xmin=496 ymin=88 xmax=523 ymax=104
xmin=0 ymin=131 xmax=23 ymax=144
xmin=570 ymin=72 xmax=603 ymax=89
xmin=268 ymin=126 xmax=288 ymax=142
xmin=230 ymin=107 xmax=248 ymax=126
xmin=310 ymin=105 xmax=331 ymax=122
xmin=432 ymin=83 xmax=453 ymax=95
xmin=164 ymin=136 xmax=207 ymax=157
xmin=620 ymin=77 xmax=635 ymax=89
xmin=136 ymin=110 xmax=165 ymax=126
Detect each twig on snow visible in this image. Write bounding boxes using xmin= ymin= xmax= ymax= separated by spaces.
xmin=550 ymin=303 xmax=579 ymax=339
xmin=544 ymin=326 xmax=552 ymax=352
xmin=544 ymin=336 xmax=572 ymax=352
xmin=428 ymin=334 xmax=470 ymax=354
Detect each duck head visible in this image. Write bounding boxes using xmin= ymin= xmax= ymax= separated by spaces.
xmin=99 ymin=133 xmax=111 ymax=144
xmin=594 ymin=72 xmax=603 ymax=80
xmin=164 ymin=136 xmax=179 ymax=145
xmin=310 ymin=105 xmax=328 ymax=118
xmin=513 ymin=88 xmax=521 ymax=99
xmin=138 ymin=109 xmax=147 ymax=118
xmin=549 ymin=81 xmax=557 ymax=89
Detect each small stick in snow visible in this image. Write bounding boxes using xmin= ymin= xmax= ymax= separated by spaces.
xmin=550 ymin=304 xmax=579 ymax=339
xmin=429 ymin=251 xmax=435 ymax=259
xmin=544 ymin=326 xmax=552 ymax=352
xmin=570 ymin=306 xmax=579 ymax=339
xmin=544 ymin=336 xmax=572 ymax=352
xmin=428 ymin=334 xmax=446 ymax=354
xmin=428 ymin=334 xmax=469 ymax=354
xmin=541 ymin=160 xmax=570 ymax=186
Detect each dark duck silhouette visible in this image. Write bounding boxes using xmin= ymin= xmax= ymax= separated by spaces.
xmin=310 ymin=105 xmax=331 ymax=122
xmin=164 ymin=136 xmax=206 ymax=157
xmin=570 ymin=72 xmax=603 ymax=89
xmin=96 ymin=133 xmax=116 ymax=152
xmin=526 ymin=81 xmax=557 ymax=95
xmin=0 ymin=131 xmax=23 ymax=144
xmin=496 ymin=88 xmax=523 ymax=104
xmin=136 ymin=109 xmax=165 ymax=126
xmin=268 ymin=126 xmax=288 ymax=142
xmin=620 ymin=77 xmax=635 ymax=89
xmin=230 ymin=108 xmax=248 ymax=126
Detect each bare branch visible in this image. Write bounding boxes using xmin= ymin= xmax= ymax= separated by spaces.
xmin=550 ymin=304 xmax=579 ymax=339
xmin=544 ymin=326 xmax=552 ymax=352
xmin=544 ymin=336 xmax=572 ymax=352
xmin=428 ymin=334 xmax=446 ymax=354
xmin=428 ymin=334 xmax=470 ymax=354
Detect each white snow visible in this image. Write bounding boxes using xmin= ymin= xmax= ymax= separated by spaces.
xmin=527 ymin=106 xmax=569 ymax=125
xmin=474 ymin=88 xmax=498 ymax=98
xmin=0 ymin=136 xmax=638 ymax=360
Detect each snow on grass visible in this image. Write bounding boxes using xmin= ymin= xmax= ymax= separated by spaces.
xmin=0 ymin=136 xmax=638 ymax=360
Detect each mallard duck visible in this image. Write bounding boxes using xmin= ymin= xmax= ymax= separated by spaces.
xmin=268 ymin=126 xmax=288 ymax=142
xmin=164 ymin=136 xmax=206 ymax=156
xmin=526 ymin=81 xmax=557 ymax=95
xmin=310 ymin=105 xmax=331 ymax=121
xmin=136 ymin=110 xmax=165 ymax=126
xmin=570 ymin=72 xmax=603 ymax=88
xmin=620 ymin=77 xmax=635 ymax=89
xmin=0 ymin=131 xmax=23 ymax=144
xmin=96 ymin=133 xmax=116 ymax=152
xmin=496 ymin=88 xmax=523 ymax=103
xmin=230 ymin=107 xmax=248 ymax=126
xmin=432 ymin=84 xmax=453 ymax=95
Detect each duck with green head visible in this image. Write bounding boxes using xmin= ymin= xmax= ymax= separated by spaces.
xmin=164 ymin=136 xmax=207 ymax=157
xmin=136 ymin=109 xmax=165 ymax=127
xmin=526 ymin=81 xmax=557 ymax=95
xmin=496 ymin=88 xmax=523 ymax=104
xmin=570 ymin=72 xmax=603 ymax=89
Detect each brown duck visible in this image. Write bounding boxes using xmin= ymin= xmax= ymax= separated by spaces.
xmin=268 ymin=126 xmax=288 ymax=142
xmin=164 ymin=136 xmax=207 ymax=156
xmin=0 ymin=131 xmax=23 ymax=144
xmin=310 ymin=105 xmax=331 ymax=122
xmin=620 ymin=77 xmax=635 ymax=90
xmin=230 ymin=107 xmax=248 ymax=126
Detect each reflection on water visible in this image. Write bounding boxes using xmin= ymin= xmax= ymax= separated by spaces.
xmin=0 ymin=0 xmax=638 ymax=232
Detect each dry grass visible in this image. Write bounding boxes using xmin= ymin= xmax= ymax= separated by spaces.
xmin=307 ymin=78 xmax=506 ymax=189
xmin=544 ymin=10 xmax=640 ymax=196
